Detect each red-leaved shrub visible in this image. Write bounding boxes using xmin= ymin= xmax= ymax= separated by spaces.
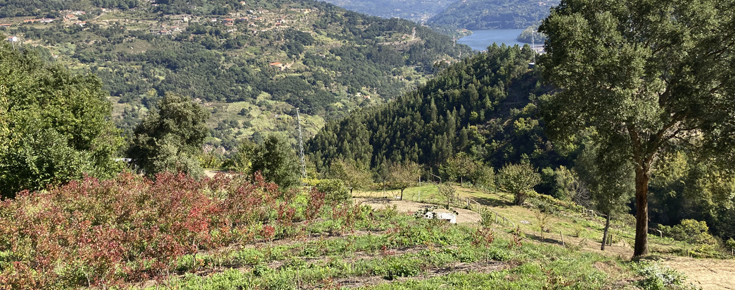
xmin=0 ymin=172 xmax=325 ymax=289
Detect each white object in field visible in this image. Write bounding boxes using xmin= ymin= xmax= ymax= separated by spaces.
xmin=424 ymin=212 xmax=456 ymax=224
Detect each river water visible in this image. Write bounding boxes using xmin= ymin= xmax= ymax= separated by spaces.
xmin=458 ymin=29 xmax=528 ymax=51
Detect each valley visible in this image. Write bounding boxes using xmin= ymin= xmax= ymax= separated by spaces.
xmin=1 ymin=0 xmax=734 ymax=289
xmin=0 ymin=0 xmax=471 ymax=150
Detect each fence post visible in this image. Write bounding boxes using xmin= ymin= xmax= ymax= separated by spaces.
xmin=560 ymin=231 xmax=565 ymax=247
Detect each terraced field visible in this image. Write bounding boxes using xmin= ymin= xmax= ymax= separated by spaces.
xmin=129 ymin=184 xmax=718 ymax=289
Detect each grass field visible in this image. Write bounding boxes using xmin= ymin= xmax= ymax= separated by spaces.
xmin=121 ymin=183 xmax=733 ymax=289
xmin=4 ymin=173 xmax=727 ymax=289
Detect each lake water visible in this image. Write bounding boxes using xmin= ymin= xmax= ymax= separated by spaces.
xmin=458 ymin=29 xmax=527 ymax=51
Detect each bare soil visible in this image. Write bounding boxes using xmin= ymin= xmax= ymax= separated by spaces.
xmin=662 ymin=257 xmax=735 ymax=290
xmin=355 ymin=197 xmax=482 ymax=224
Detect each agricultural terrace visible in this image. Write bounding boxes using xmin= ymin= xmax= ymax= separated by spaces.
xmin=0 ymin=173 xmax=730 ymax=289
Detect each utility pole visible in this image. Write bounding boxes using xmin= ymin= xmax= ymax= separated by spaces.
xmin=296 ymin=108 xmax=307 ymax=179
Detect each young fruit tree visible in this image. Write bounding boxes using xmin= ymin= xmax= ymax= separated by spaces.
xmin=329 ymin=158 xmax=373 ymax=195
xmin=540 ymin=0 xmax=735 ymax=256
xmin=388 ymin=161 xmax=422 ymax=200
xmin=497 ymin=163 xmax=541 ymax=206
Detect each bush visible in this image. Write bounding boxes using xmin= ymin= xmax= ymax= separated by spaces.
xmin=0 ymin=172 xmax=326 ymax=289
xmin=660 ymin=219 xmax=718 ymax=246
xmin=632 ymin=261 xmax=695 ymax=290
xmin=316 ymin=179 xmax=350 ymax=203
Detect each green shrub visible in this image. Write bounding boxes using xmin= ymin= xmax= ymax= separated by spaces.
xmin=660 ymin=219 xmax=718 ymax=246
xmin=726 ymin=238 xmax=735 ymax=251
xmin=480 ymin=209 xmax=494 ymax=228
xmin=632 ymin=261 xmax=695 ymax=290
xmin=316 ymin=179 xmax=350 ymax=202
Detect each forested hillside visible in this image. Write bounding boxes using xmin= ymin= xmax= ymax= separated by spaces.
xmin=320 ymin=0 xmax=458 ymax=23
xmin=0 ymin=0 xmax=471 ymax=150
xmin=307 ymin=43 xmax=735 ymax=242
xmin=307 ymin=44 xmax=559 ymax=172
xmin=428 ymin=0 xmax=559 ymax=30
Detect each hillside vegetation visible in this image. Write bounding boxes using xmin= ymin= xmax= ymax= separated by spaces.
xmin=428 ymin=0 xmax=559 ymax=30
xmin=0 ymin=172 xmax=711 ymax=289
xmin=308 ymin=44 xmax=557 ymax=174
xmin=0 ymin=0 xmax=471 ymax=150
xmin=306 ymin=41 xmax=735 ymax=248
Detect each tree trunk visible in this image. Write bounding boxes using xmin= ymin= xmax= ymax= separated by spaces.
xmin=514 ymin=191 xmax=526 ymax=206
xmin=601 ymin=213 xmax=611 ymax=251
xmin=634 ymin=166 xmax=650 ymax=257
xmin=400 ymin=188 xmax=404 ymax=200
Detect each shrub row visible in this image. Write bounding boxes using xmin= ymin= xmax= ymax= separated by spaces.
xmin=0 ymin=172 xmax=327 ymax=289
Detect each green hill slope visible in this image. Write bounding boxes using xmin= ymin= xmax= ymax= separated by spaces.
xmin=0 ymin=0 xmax=472 ymax=149
xmin=428 ymin=0 xmax=559 ymax=30
xmin=307 ymin=44 xmax=562 ymax=172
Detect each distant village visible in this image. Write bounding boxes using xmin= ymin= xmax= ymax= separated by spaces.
xmin=2 ymin=2 xmax=319 ymax=44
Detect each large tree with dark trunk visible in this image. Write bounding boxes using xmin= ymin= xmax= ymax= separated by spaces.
xmin=539 ymin=0 xmax=735 ymax=256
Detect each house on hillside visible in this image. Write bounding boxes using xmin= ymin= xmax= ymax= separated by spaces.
xmin=39 ymin=18 xmax=54 ymax=23
xmin=223 ymin=18 xmax=234 ymax=26
xmin=269 ymin=62 xmax=283 ymax=69
xmin=0 ymin=24 xmax=12 ymax=28
xmin=75 ymin=21 xmax=86 ymax=27
xmin=6 ymin=36 xmax=19 ymax=42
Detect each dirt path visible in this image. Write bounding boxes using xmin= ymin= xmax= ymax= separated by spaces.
xmin=355 ymin=197 xmax=482 ymax=224
xmin=661 ymin=257 xmax=735 ymax=290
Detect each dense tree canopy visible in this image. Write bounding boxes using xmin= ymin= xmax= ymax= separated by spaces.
xmin=308 ymin=45 xmax=560 ymax=177
xmin=539 ymin=0 xmax=735 ymax=256
xmin=250 ymin=134 xmax=302 ymax=189
xmin=128 ymin=93 xmax=209 ymax=177
xmin=0 ymin=43 xmax=123 ymax=198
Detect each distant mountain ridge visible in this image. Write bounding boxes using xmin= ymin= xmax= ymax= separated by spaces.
xmin=429 ymin=0 xmax=560 ymax=30
xmin=319 ymin=0 xmax=459 ymax=22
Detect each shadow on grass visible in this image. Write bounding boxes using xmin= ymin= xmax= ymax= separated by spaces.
xmin=472 ymin=196 xmax=514 ymax=208
xmin=524 ymin=232 xmax=567 ymax=247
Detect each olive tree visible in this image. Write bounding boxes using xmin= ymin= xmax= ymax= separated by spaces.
xmin=540 ymin=0 xmax=735 ymax=256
